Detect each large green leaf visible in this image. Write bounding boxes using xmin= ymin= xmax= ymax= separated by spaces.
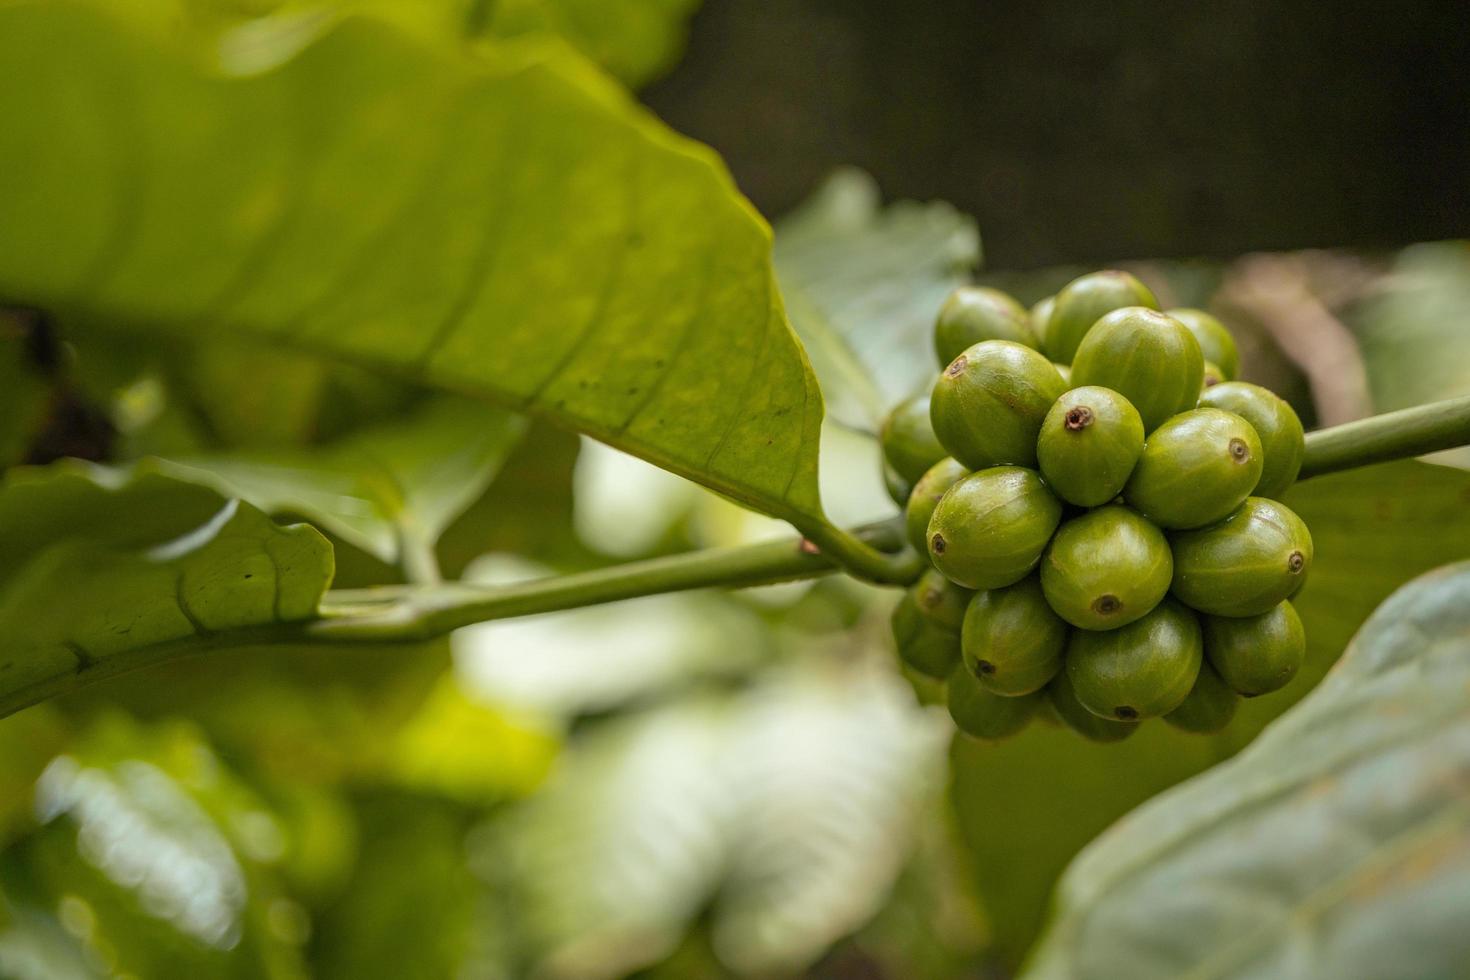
xmin=0 ymin=495 xmax=333 ymax=717
xmin=154 ymin=397 xmax=526 ymax=567
xmin=0 ymin=1 xmax=826 ymax=528
xmin=774 ymin=169 xmax=980 ymax=430
xmin=1023 ymin=559 xmax=1470 ymax=979
xmin=952 ymin=460 xmax=1470 ymax=966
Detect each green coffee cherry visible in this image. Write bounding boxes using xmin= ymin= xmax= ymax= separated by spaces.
xmin=891 ymin=593 xmax=961 ymax=679
xmin=1031 ymin=295 xmax=1056 ymax=345
xmin=1201 ymin=361 xmax=1226 ymax=390
xmin=1040 ymin=505 xmax=1172 ymax=630
xmin=1036 ymin=386 xmax=1146 ymax=507
xmin=934 ymin=286 xmax=1037 ymax=365
xmin=1065 ymin=598 xmax=1203 ymax=721
xmin=911 ymin=569 xmax=974 ymax=633
xmin=1047 ymin=668 xmax=1139 ymax=742
xmin=1044 ymin=271 xmax=1160 ymax=364
xmin=927 ymin=466 xmax=1062 ymax=590
xmin=1070 ymin=308 xmax=1204 ymax=433
xmin=961 ymin=577 xmax=1067 ymax=696
xmin=1170 ymin=497 xmax=1314 ymax=616
xmin=1203 ymin=601 xmax=1306 ymax=696
xmin=1199 ymin=382 xmax=1305 ymax=498
xmin=881 ymin=393 xmax=947 ymax=484
xmin=1124 ymin=408 xmax=1264 ymax=529
xmin=1163 ymin=661 xmax=1239 ymax=734
xmin=883 ymin=462 xmax=913 ymax=507
xmin=1168 ymin=308 xmax=1239 ymax=381
xmin=930 ymin=341 xmax=1067 ymax=469
xmin=1054 ymin=362 xmax=1072 ymax=386
xmin=947 ymin=665 xmax=1042 ymax=741
xmin=905 ymin=457 xmax=969 ymax=554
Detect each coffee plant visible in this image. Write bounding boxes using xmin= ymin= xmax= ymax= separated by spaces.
xmin=0 ymin=2 xmax=1468 ymax=978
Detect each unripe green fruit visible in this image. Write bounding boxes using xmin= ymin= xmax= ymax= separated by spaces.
xmin=1047 ymin=668 xmax=1138 ymax=742
xmin=927 ymin=467 xmax=1062 ymax=589
xmin=891 ymin=593 xmax=961 ymax=679
xmin=911 ymin=569 xmax=973 ymax=633
xmin=947 ymin=665 xmax=1042 ymax=741
xmin=934 ymin=286 xmax=1037 ymax=366
xmin=1031 ymin=295 xmax=1056 ymax=345
xmin=961 ymin=577 xmax=1067 ymax=696
xmin=1036 ymin=386 xmax=1145 ymax=506
xmin=1201 ymin=361 xmax=1226 ymax=390
xmin=1163 ymin=661 xmax=1239 ymax=734
xmin=1203 ymin=601 xmax=1306 ymax=696
xmin=930 ymin=341 xmax=1066 ymax=469
xmin=1065 ymin=598 xmax=1203 ymax=721
xmin=1043 ymin=270 xmax=1160 ymax=364
xmin=1170 ymin=497 xmax=1314 ymax=616
xmin=1199 ymin=382 xmax=1305 ymax=498
xmin=1053 ymin=362 xmax=1072 ymax=386
xmin=1124 ymin=408 xmax=1264 ymax=529
xmin=883 ymin=462 xmax=913 ymax=507
xmin=905 ymin=457 xmax=968 ymax=554
xmin=881 ymin=393 xmax=947 ymax=484
xmin=1070 ymin=307 xmax=1204 ymax=433
xmin=1168 ymin=308 xmax=1239 ymax=381
xmin=1040 ymin=505 xmax=1171 ymax=630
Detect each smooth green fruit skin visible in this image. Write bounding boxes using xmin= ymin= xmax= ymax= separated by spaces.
xmin=1163 ymin=661 xmax=1239 ymax=733
xmin=934 ymin=286 xmax=1037 ymax=365
xmin=1043 ymin=270 xmax=1160 ymax=364
xmin=1204 ymin=601 xmax=1306 ymax=696
xmin=1047 ymin=668 xmax=1138 ymax=742
xmin=1170 ymin=497 xmax=1314 ymax=616
xmin=930 ymin=341 xmax=1066 ymax=469
xmin=911 ymin=569 xmax=974 ymax=633
xmin=891 ymin=593 xmax=961 ymax=679
xmin=947 ymin=665 xmax=1042 ymax=741
xmin=1069 ymin=307 xmax=1204 ymax=433
xmin=1036 ymin=386 xmax=1145 ymax=507
xmin=881 ymin=393 xmax=947 ymax=484
xmin=883 ymin=462 xmax=913 ymax=507
xmin=1040 ymin=505 xmax=1172 ymax=630
xmin=1031 ymin=295 xmax=1056 ymax=347
xmin=1168 ymin=308 xmax=1239 ymax=380
xmin=1201 ymin=360 xmax=1225 ymax=390
xmin=1124 ymin=408 xmax=1264 ymax=529
xmin=961 ymin=577 xmax=1067 ymax=696
xmin=1053 ymin=362 xmax=1071 ymax=386
xmin=1066 ymin=598 xmax=1203 ymax=721
xmin=1199 ymin=382 xmax=1305 ymax=498
xmin=905 ymin=457 xmax=968 ymax=554
xmin=927 ymin=467 xmax=1063 ymax=590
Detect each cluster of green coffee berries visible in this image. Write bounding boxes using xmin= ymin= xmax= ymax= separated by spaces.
xmin=885 ymin=271 xmax=1313 ymax=742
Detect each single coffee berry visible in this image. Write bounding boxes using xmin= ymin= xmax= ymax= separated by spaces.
xmin=1163 ymin=661 xmax=1240 ymax=734
xmin=947 ymin=665 xmax=1043 ymax=741
xmin=1065 ymin=598 xmax=1203 ymax=721
xmin=1170 ymin=497 xmax=1314 ymax=616
xmin=1040 ymin=505 xmax=1172 ymax=630
xmin=1069 ymin=307 xmax=1204 ymax=433
xmin=1203 ymin=601 xmax=1306 ymax=696
xmin=961 ymin=576 xmax=1067 ymax=696
xmin=1168 ymin=308 xmax=1240 ymax=381
xmin=1199 ymin=381 xmax=1305 ymax=498
xmin=927 ymin=467 xmax=1062 ymax=590
xmin=1036 ymin=385 xmax=1146 ymax=507
xmin=904 ymin=457 xmax=969 ymax=555
xmin=911 ymin=568 xmax=974 ymax=633
xmin=1124 ymin=408 xmax=1264 ymax=529
xmin=934 ymin=286 xmax=1037 ymax=366
xmin=891 ymin=592 xmax=961 ymax=680
xmin=1043 ymin=270 xmax=1160 ymax=364
xmin=1047 ymin=667 xmax=1139 ymax=742
xmin=930 ymin=340 xmax=1067 ymax=469
xmin=881 ymin=393 xmax=948 ymax=484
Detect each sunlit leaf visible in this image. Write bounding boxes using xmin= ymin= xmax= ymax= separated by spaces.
xmin=1024 ymin=559 xmax=1470 ymax=980
xmin=774 ymin=169 xmax=980 ymax=430
xmin=0 ymin=2 xmax=826 ymax=528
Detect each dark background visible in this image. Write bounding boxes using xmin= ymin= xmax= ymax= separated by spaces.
xmin=644 ymin=0 xmax=1470 ymax=268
